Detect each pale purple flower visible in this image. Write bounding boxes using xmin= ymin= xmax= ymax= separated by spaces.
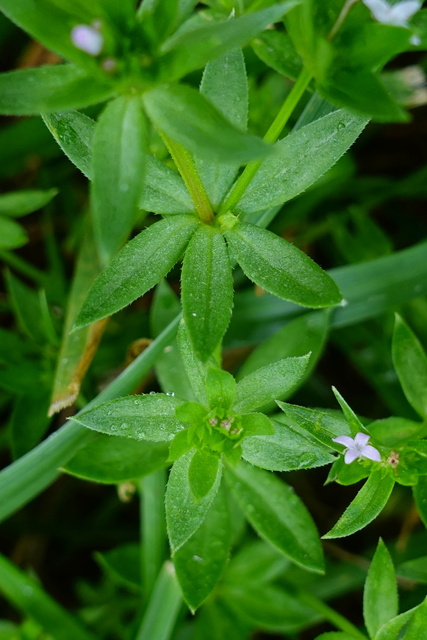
xmin=71 ymin=25 xmax=103 ymax=56
xmin=362 ymin=0 xmax=422 ymax=27
xmin=332 ymin=432 xmax=381 ymax=464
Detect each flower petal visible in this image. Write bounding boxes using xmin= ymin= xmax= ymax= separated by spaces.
xmin=361 ymin=445 xmax=381 ymax=462
xmin=332 ymin=435 xmax=354 ymax=447
xmin=344 ymin=449 xmax=359 ymax=464
xmin=354 ymin=432 xmax=370 ymax=447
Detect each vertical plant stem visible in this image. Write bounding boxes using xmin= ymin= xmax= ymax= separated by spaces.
xmin=218 ymin=67 xmax=312 ymax=216
xmin=140 ymin=469 xmax=167 ymax=598
xmin=159 ymin=132 xmax=214 ymax=224
xmin=299 ymin=590 xmax=368 ymax=639
xmin=135 ymin=562 xmax=182 ymax=640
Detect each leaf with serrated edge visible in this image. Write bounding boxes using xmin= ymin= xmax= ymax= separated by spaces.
xmin=363 ymin=539 xmax=398 ymax=638
xmin=182 ymin=225 xmax=233 ymax=360
xmin=71 ymin=394 xmax=184 ymax=442
xmin=224 ymin=461 xmax=324 ymax=573
xmin=226 ymin=222 xmax=342 ymax=308
xmin=392 ymin=315 xmax=427 ymax=420
xmin=75 ymin=216 xmax=198 ymax=329
xmin=323 ymin=469 xmax=395 ymax=539
xmin=166 ymin=450 xmax=223 ymax=552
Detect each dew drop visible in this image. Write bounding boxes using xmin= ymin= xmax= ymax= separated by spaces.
xmin=107 ymin=410 xmax=113 ymax=416
xmin=191 ymin=312 xmax=197 ymax=317
xmin=337 ymin=121 xmax=346 ymax=130
xmin=166 ymin=391 xmax=175 ymax=396
xmin=149 ymin=391 xmax=157 ymax=395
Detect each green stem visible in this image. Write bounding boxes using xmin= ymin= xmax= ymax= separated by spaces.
xmin=160 ymin=132 xmax=214 ymax=224
xmin=134 ymin=562 xmax=182 ymax=640
xmin=0 ymin=553 xmax=97 ymax=640
xmin=218 ymin=67 xmax=312 ymax=216
xmin=0 ymin=314 xmax=181 ymax=524
xmin=299 ymin=590 xmax=368 ymax=639
xmin=140 ymin=469 xmax=167 ymax=598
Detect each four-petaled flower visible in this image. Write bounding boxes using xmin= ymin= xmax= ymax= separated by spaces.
xmin=332 ymin=432 xmax=381 ymax=464
xmin=362 ymin=0 xmax=422 ymax=27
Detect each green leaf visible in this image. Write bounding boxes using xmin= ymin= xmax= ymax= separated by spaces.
xmin=91 ymin=96 xmax=148 ymax=262
xmin=160 ymin=3 xmax=299 ymax=80
xmin=363 ymin=539 xmax=398 ymax=638
xmin=63 ymin=435 xmax=168 ymax=483
xmin=177 ymin=320 xmax=212 ymax=406
xmin=413 ymin=476 xmax=427 ymax=528
xmin=278 ymin=403 xmax=351 ymax=450
xmin=10 ymin=394 xmax=51 ymax=459
xmin=233 ymin=355 xmax=310 ymax=413
xmin=0 ymin=216 xmax=27 ymax=250
xmin=240 ymin=413 xmax=275 ymax=437
xmin=96 ymin=544 xmax=141 ymax=588
xmin=196 ymin=48 xmax=248 ymax=209
xmin=374 ymin=606 xmax=423 ymax=640
xmin=71 ymin=394 xmax=184 ymax=441
xmin=0 ymin=189 xmax=57 ymax=216
xmin=143 ymin=84 xmax=270 ymax=164
xmin=0 ymin=65 xmax=113 ymax=116
xmin=332 ymin=387 xmax=365 ymax=437
xmin=0 ymin=554 xmax=96 ymax=640
xmin=397 ymin=557 xmax=427 ymax=583
xmin=44 ymin=110 xmax=194 ymax=214
xmin=206 ymin=368 xmax=236 ymax=412
xmin=75 ymin=215 xmax=198 ymax=329
xmin=323 ymin=469 xmax=395 ymax=539
xmin=315 ymin=634 xmax=364 ymax=640
xmin=225 ymin=222 xmax=342 ymax=308
xmin=181 ymin=225 xmax=233 ymax=360
xmin=189 ymin=450 xmax=221 ymax=501
xmin=242 ymin=418 xmax=335 ymax=471
xmin=392 ymin=314 xmax=427 ymax=420
xmin=173 ymin=487 xmax=231 ymax=611
xmin=368 ymin=417 xmax=427 ymax=447
xmin=237 ymin=109 xmax=368 ymax=214
xmin=166 ymin=450 xmax=223 ymax=552
xmin=401 ymin=599 xmax=427 ymax=640
xmin=224 ymin=461 xmax=324 ymax=573
xmin=252 ymin=30 xmax=303 ymax=80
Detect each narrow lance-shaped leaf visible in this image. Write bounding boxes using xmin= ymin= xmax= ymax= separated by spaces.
xmin=176 ymin=320 xmax=213 ymax=406
xmin=166 ymin=450 xmax=223 ymax=552
xmin=375 ymin=605 xmax=425 ymax=640
xmin=143 ymin=84 xmax=270 ymax=164
xmin=159 ymin=2 xmax=300 ymax=80
xmin=173 ymin=487 xmax=231 ymax=611
xmin=71 ymin=394 xmax=184 ymax=442
xmin=182 ymin=225 xmax=233 ymax=360
xmin=224 ymin=461 xmax=324 ymax=574
xmin=402 ymin=599 xmax=427 ymax=640
xmin=332 ymin=387 xmax=366 ymax=437
xmin=392 ymin=314 xmax=427 ymax=420
xmin=237 ymin=109 xmax=368 ymax=214
xmin=363 ymin=539 xmax=398 ymax=638
xmin=323 ymin=468 xmax=395 ymax=539
xmin=225 ymin=222 xmax=342 ymax=308
xmin=0 ymin=189 xmax=57 ymax=216
xmin=75 ymin=215 xmax=199 ymax=330
xmin=233 ymin=355 xmax=310 ymax=414
xmin=0 ymin=65 xmax=113 ymax=116
xmin=196 ymin=48 xmax=248 ymax=208
xmin=43 ymin=110 xmax=194 ymax=214
xmin=91 ymin=95 xmax=148 ymax=262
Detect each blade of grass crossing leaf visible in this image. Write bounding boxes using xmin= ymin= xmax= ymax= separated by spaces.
xmin=225 ymin=222 xmax=342 ymax=308
xmin=173 ymin=487 xmax=231 ymax=611
xmin=91 ymin=95 xmax=148 ymax=262
xmin=0 ymin=65 xmax=113 ymax=116
xmin=182 ymin=225 xmax=233 ymax=360
xmin=224 ymin=461 xmax=324 ymax=573
xmin=392 ymin=315 xmax=427 ymax=420
xmin=323 ymin=469 xmax=395 ymax=539
xmin=75 ymin=216 xmax=198 ymax=329
xmin=0 ymin=554 xmax=96 ymax=640
xmin=195 ymin=48 xmax=248 ymax=208
xmin=363 ymin=540 xmax=398 ymax=638
xmin=143 ymin=84 xmax=270 ymax=164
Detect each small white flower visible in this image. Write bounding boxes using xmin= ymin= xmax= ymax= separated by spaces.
xmin=71 ymin=24 xmax=104 ymax=56
xmin=362 ymin=0 xmax=422 ymax=27
xmin=332 ymin=432 xmax=381 ymax=464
